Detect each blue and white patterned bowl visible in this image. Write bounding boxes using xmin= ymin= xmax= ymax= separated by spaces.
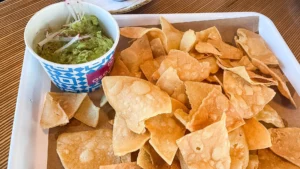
xmin=24 ymin=2 xmax=119 ymax=92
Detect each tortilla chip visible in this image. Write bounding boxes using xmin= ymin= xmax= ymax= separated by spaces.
xmin=176 ymin=151 xmax=189 ymax=169
xmin=171 ymin=98 xmax=189 ymax=113
xmin=120 ymin=35 xmax=153 ymax=77
xmin=150 ymin=38 xmax=167 ymax=58
xmin=140 ymin=59 xmax=160 ymax=83
xmin=269 ymin=128 xmax=300 ymax=167
xmin=226 ymin=102 xmax=245 ymax=132
xmin=206 ymin=75 xmax=223 ymax=86
xmin=99 ymin=162 xmax=141 ymax=169
xmin=100 ymin=95 xmax=108 ymax=107
xmin=57 ymin=129 xmax=122 ymax=169
xmin=74 ymin=96 xmax=100 ymax=128
xmin=230 ymin=55 xmax=257 ymax=71
xmin=176 ymin=114 xmax=231 ymax=169
xmin=229 ymin=127 xmax=249 ymax=169
xmin=40 ymin=93 xmax=69 ymax=129
xmin=153 ymin=50 xmax=210 ymax=82
xmin=255 ymin=104 xmax=284 ymax=128
xmin=174 ymin=109 xmax=189 ymax=126
xmin=208 ymin=39 xmax=243 ymax=60
xmin=154 ymin=55 xmax=166 ymax=65
xmin=145 ymin=114 xmax=186 ymax=165
xmin=216 ymin=57 xmax=234 ymax=68
xmin=196 ymin=26 xmax=222 ymax=42
xmin=160 ymin=17 xmax=183 ymax=52
xmin=109 ymin=55 xmax=133 ymax=76
xmin=258 ymin=149 xmax=300 ymax=169
xmin=156 ymin=67 xmax=188 ymax=104
xmin=223 ymin=71 xmax=276 ymax=118
xmin=195 ymin=41 xmax=222 ymax=56
xmin=247 ymin=70 xmax=278 ymax=86
xmin=137 ymin=143 xmax=166 ymax=169
xmin=102 ymin=76 xmax=172 ymax=134
xmin=180 ymin=29 xmax=196 ymax=52
xmin=251 ymin=58 xmax=297 ymax=107
xmin=189 ymin=51 xmax=212 ymax=60
xmin=113 ymin=115 xmax=150 ymax=156
xmin=246 ymin=155 xmax=259 ymax=169
xmin=236 ymin=28 xmax=279 ymax=65
xmin=242 ymin=118 xmax=272 ymax=150
xmin=198 ymin=56 xmax=219 ymax=74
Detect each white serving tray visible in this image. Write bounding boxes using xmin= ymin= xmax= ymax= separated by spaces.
xmin=8 ymin=13 xmax=300 ymax=169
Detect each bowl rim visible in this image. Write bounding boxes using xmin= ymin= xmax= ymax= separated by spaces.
xmin=24 ymin=1 xmax=120 ymax=68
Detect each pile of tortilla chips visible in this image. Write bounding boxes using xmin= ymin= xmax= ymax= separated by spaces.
xmin=43 ymin=17 xmax=299 ymax=169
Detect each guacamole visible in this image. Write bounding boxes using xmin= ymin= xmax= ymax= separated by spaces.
xmin=37 ymin=15 xmax=113 ymax=64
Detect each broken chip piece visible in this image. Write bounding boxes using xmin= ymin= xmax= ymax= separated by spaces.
xmin=255 ymin=104 xmax=285 ymax=128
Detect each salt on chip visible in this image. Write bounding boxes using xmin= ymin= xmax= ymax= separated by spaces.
xmin=174 ymin=109 xmax=189 ymax=126
xmin=223 ymin=70 xmax=276 ymax=118
xmin=230 ymin=55 xmax=257 ymax=71
xmin=207 ymin=38 xmax=243 ymax=60
xmin=246 ymin=155 xmax=259 ymax=169
xmin=236 ymin=28 xmax=279 ymax=65
xmin=110 ymin=54 xmax=133 ymax=76
xmin=229 ymin=127 xmax=249 ymax=169
xmin=120 ymin=35 xmax=153 ymax=77
xmin=40 ymin=93 xmax=69 ymax=129
xmin=255 ymin=104 xmax=284 ymax=128
xmin=140 ymin=59 xmax=159 ymax=83
xmin=99 ymin=162 xmax=141 ymax=169
xmin=198 ymin=56 xmax=219 ymax=74
xmin=57 ymin=129 xmax=122 ymax=169
xmin=195 ymin=41 xmax=222 ymax=56
xmin=102 ymin=76 xmax=172 ymax=134
xmin=180 ymin=29 xmax=196 ymax=52
xmin=269 ymin=128 xmax=300 ymax=167
xmin=145 ymin=114 xmax=186 ymax=165
xmin=74 ymin=96 xmax=100 ymax=128
xmin=258 ymin=149 xmax=300 ymax=169
xmin=176 ymin=114 xmax=231 ymax=169
xmin=196 ymin=26 xmax=222 ymax=42
xmin=242 ymin=118 xmax=272 ymax=150
xmin=113 ymin=115 xmax=150 ymax=156
xmin=156 ymin=67 xmax=188 ymax=105
xmin=160 ymin=16 xmax=183 ymax=52
xmin=150 ymin=38 xmax=167 ymax=58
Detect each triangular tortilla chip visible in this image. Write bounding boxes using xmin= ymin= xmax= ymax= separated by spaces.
xmin=196 ymin=26 xmax=222 ymax=42
xmin=206 ymin=75 xmax=223 ymax=87
xmin=180 ymin=29 xmax=196 ymax=52
xmin=120 ymin=35 xmax=153 ymax=77
xmin=156 ymin=67 xmax=188 ymax=105
xmin=229 ymin=127 xmax=249 ymax=169
xmin=242 ymin=118 xmax=272 ymax=150
xmin=269 ymin=128 xmax=300 ymax=167
xmin=137 ymin=142 xmax=167 ymax=169
xmin=171 ymin=98 xmax=188 ymax=113
xmin=145 ymin=114 xmax=186 ymax=165
xmin=74 ymin=96 xmax=99 ymax=128
xmin=40 ymin=93 xmax=69 ymax=129
xmin=198 ymin=56 xmax=219 ymax=74
xmin=226 ymin=102 xmax=245 ymax=132
xmin=246 ymin=155 xmax=259 ymax=169
xmin=258 ymin=149 xmax=300 ymax=169
xmin=176 ymin=151 xmax=189 ymax=169
xmin=208 ymin=39 xmax=243 ymax=60
xmin=255 ymin=104 xmax=284 ymax=128
xmin=251 ymin=58 xmax=297 ymax=107
xmin=100 ymin=162 xmax=141 ymax=169
xmin=189 ymin=51 xmax=212 ymax=60
xmin=150 ymin=38 xmax=167 ymax=58
xmin=174 ymin=109 xmax=189 ymax=126
xmin=230 ymin=56 xmax=257 ymax=71
xmin=247 ymin=70 xmax=278 ymax=86
xmin=224 ymin=71 xmax=276 ymax=118
xmin=236 ymin=28 xmax=279 ymax=65
xmin=113 ymin=115 xmax=150 ymax=156
xmin=57 ymin=129 xmax=123 ymax=169
xmin=102 ymin=76 xmax=172 ymax=134
xmin=160 ymin=17 xmax=183 ymax=52
xmin=177 ymin=114 xmax=231 ymax=169
xmin=153 ymin=50 xmax=210 ymax=82
xmin=49 ymin=92 xmax=87 ymax=119
xmin=195 ymin=41 xmax=222 ymax=56
xmin=140 ymin=59 xmax=160 ymax=83
xmin=109 ymin=54 xmax=133 ymax=77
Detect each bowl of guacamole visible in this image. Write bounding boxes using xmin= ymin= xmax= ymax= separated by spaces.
xmin=24 ymin=1 xmax=119 ymax=92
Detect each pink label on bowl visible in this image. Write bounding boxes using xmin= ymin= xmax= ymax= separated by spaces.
xmin=86 ymin=57 xmax=114 ymax=86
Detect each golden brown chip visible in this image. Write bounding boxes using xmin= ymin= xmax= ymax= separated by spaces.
xmin=255 ymin=104 xmax=284 ymax=128
xmin=251 ymin=58 xmax=297 ymax=107
xmin=99 ymin=162 xmax=141 ymax=169
xmin=74 ymin=96 xmax=99 ymax=128
xmin=40 ymin=93 xmax=69 ymax=129
xmin=206 ymin=75 xmax=223 ymax=87
xmin=160 ymin=17 xmax=183 ymax=52
xmin=102 ymin=76 xmax=172 ymax=134
xmin=236 ymin=28 xmax=279 ymax=65
xmin=176 ymin=114 xmax=230 ymax=169
xmin=224 ymin=71 xmax=276 ymax=118
xmin=196 ymin=26 xmax=222 ymax=42
xmin=229 ymin=127 xmax=249 ymax=169
xmin=258 ymin=149 xmax=300 ymax=169
xmin=247 ymin=70 xmax=278 ymax=86
xmin=137 ymin=143 xmax=167 ymax=169
xmin=242 ymin=118 xmax=272 ymax=150
xmin=226 ymin=102 xmax=245 ymax=132
xmin=176 ymin=151 xmax=189 ymax=169
xmin=216 ymin=57 xmax=234 ymax=68
xmin=171 ymin=98 xmax=189 ymax=113
xmin=140 ymin=59 xmax=160 ymax=83
xmin=195 ymin=41 xmax=221 ymax=56
xmin=189 ymin=51 xmax=212 ymax=60
xmin=113 ymin=115 xmax=150 ymax=156
xmin=145 ymin=114 xmax=186 ymax=165
xmin=246 ymin=155 xmax=259 ymax=169
xmin=150 ymin=38 xmax=167 ymax=58
xmin=230 ymin=56 xmax=257 ymax=71
xmin=109 ymin=55 xmax=133 ymax=76
xmin=208 ymin=39 xmax=243 ymax=60
xmin=154 ymin=55 xmax=166 ymax=65
xmin=198 ymin=56 xmax=219 ymax=74
xmin=120 ymin=35 xmax=153 ymax=77
xmin=174 ymin=109 xmax=189 ymax=126
xmin=269 ymin=128 xmax=300 ymax=167
xmin=57 ymin=129 xmax=122 ymax=169
xmin=156 ymin=67 xmax=188 ymax=105
xmin=153 ymin=50 xmax=210 ymax=82
xmin=180 ymin=29 xmax=196 ymax=52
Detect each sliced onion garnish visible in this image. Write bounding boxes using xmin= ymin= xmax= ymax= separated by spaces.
xmin=51 ymin=35 xmax=91 ymax=42
xmin=65 ymin=14 xmax=71 ymax=24
xmin=65 ymin=0 xmax=78 ymax=21
xmin=38 ymin=31 xmax=61 ymax=47
xmin=54 ymin=34 xmax=80 ymax=53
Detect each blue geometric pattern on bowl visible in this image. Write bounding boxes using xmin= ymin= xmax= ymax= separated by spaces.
xmin=41 ymin=51 xmax=114 ymax=93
